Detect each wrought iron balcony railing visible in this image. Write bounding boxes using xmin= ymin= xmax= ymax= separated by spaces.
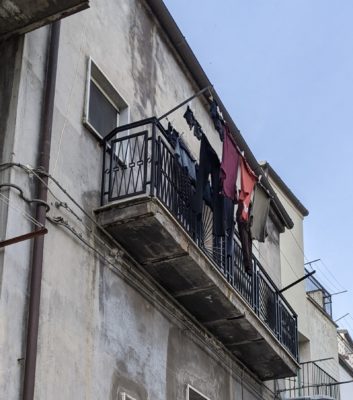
xmin=100 ymin=117 xmax=298 ymax=361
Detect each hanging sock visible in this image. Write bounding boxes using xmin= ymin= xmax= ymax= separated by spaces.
xmin=239 ymin=157 xmax=257 ymax=221
xmin=210 ymin=99 xmax=225 ymax=141
xmin=250 ymin=185 xmax=270 ymax=242
xmin=220 ymin=127 xmax=240 ymax=203
xmin=193 ymin=121 xmax=203 ymax=140
xmin=183 ymin=105 xmax=195 ymax=130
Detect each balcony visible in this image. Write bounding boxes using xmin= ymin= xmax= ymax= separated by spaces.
xmin=96 ymin=118 xmax=299 ymax=380
xmin=0 ymin=0 xmax=89 ymax=40
xmin=282 ymin=360 xmax=340 ymax=399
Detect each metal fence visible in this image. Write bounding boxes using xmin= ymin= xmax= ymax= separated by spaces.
xmin=283 ymin=360 xmax=340 ymax=399
xmin=101 ymin=118 xmax=298 ymax=360
xmin=305 ymin=268 xmax=332 ymax=317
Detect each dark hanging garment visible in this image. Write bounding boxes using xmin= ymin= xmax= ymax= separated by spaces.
xmin=193 ymin=121 xmax=203 ymax=140
xmin=175 ymin=136 xmax=197 ymax=182
xmin=224 ymin=197 xmax=235 ymax=257
xmin=237 ymin=203 xmax=253 ymax=275
xmin=220 ymin=128 xmax=240 ymax=203
xmin=193 ymin=135 xmax=224 ymax=236
xmin=183 ymin=106 xmax=195 ymax=130
xmin=210 ymin=99 xmax=225 ymax=141
xmin=250 ymin=185 xmax=270 ymax=242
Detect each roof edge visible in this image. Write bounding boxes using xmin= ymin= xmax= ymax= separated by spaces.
xmin=260 ymin=162 xmax=309 ymax=217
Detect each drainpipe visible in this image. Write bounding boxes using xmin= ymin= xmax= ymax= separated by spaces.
xmin=22 ymin=20 xmax=60 ymax=400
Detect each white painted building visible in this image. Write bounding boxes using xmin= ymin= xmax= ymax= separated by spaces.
xmin=337 ymin=330 xmax=353 ymax=399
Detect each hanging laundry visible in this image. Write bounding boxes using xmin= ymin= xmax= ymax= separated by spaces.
xmin=193 ymin=121 xmax=204 ymax=140
xmin=250 ymin=185 xmax=270 ymax=242
xmin=183 ymin=106 xmax=204 ymax=141
xmin=236 ymin=202 xmax=253 ymax=275
xmin=174 ymin=136 xmax=197 ymax=182
xmin=183 ymin=105 xmax=195 ymax=130
xmin=220 ymin=127 xmax=240 ymax=203
xmin=193 ymin=134 xmax=224 ymax=236
xmin=166 ymin=123 xmax=197 ymax=182
xmin=224 ymin=197 xmax=235 ymax=257
xmin=239 ymin=157 xmax=257 ymax=221
xmin=210 ymin=99 xmax=225 ymax=141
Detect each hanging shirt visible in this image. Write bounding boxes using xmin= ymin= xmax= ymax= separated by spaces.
xmin=250 ymin=185 xmax=270 ymax=242
xmin=239 ymin=158 xmax=257 ymax=221
xmin=175 ymin=136 xmax=197 ymax=182
xmin=220 ymin=128 xmax=240 ymax=203
xmin=210 ymin=99 xmax=225 ymax=141
xmin=193 ymin=134 xmax=224 ymax=236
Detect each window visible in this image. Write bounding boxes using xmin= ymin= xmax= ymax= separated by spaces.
xmin=120 ymin=393 xmax=137 ymax=400
xmin=187 ymin=385 xmax=210 ymax=400
xmin=84 ymin=58 xmax=129 ymax=140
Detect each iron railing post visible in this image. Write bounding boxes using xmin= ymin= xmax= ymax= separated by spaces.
xmin=150 ymin=121 xmax=157 ymax=197
xmin=107 ymin=140 xmax=114 ymax=202
xmin=101 ymin=140 xmax=107 ymax=206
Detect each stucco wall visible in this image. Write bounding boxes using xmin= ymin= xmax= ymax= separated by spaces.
xmin=267 ymin=178 xmax=309 ymax=341
xmin=0 ymin=0 xmax=282 ymax=399
xmin=305 ymin=298 xmax=339 ymax=380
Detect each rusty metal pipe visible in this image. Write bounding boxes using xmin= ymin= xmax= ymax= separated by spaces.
xmin=22 ymin=20 xmax=60 ymax=400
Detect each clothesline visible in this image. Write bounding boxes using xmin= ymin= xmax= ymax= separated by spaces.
xmin=158 ymin=86 xmax=275 ymax=202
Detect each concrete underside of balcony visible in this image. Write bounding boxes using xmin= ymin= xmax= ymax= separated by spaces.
xmin=96 ymin=196 xmax=299 ymax=380
xmin=0 ymin=0 xmax=89 ymax=39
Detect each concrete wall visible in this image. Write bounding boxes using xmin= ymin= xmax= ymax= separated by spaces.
xmin=305 ymin=298 xmax=339 ymax=380
xmin=254 ymin=217 xmax=282 ymax=289
xmin=268 ymin=178 xmax=309 ymax=341
xmin=0 ymin=0 xmax=284 ymax=399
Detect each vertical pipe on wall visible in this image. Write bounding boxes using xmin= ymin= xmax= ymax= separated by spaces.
xmin=22 ymin=20 xmax=61 ymax=400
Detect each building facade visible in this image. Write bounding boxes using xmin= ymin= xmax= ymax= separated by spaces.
xmin=1 ymin=1 xmax=336 ymax=400
xmin=337 ymin=329 xmax=353 ymax=399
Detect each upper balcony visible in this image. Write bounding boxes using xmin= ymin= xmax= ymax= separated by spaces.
xmin=0 ymin=0 xmax=89 ymax=40
xmin=305 ymin=267 xmax=333 ymax=317
xmin=95 ymin=118 xmax=299 ymax=380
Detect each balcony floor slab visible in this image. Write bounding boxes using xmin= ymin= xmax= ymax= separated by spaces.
xmin=96 ymin=196 xmax=299 ymax=380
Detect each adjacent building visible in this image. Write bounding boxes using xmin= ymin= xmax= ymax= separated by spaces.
xmin=262 ymin=163 xmax=342 ymax=399
xmin=337 ymin=329 xmax=353 ymax=399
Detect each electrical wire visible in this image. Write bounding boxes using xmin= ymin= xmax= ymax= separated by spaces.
xmin=0 ymin=183 xmax=50 ymax=212
xmin=319 ymin=259 xmax=347 ymax=292
xmin=0 ymin=161 xmax=343 ymax=392
xmin=46 ymin=214 xmax=273 ymax=397
xmin=0 ymin=192 xmax=44 ymax=229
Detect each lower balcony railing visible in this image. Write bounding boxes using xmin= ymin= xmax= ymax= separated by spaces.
xmin=99 ymin=117 xmax=299 ymax=376
xmin=282 ymin=360 xmax=340 ymax=399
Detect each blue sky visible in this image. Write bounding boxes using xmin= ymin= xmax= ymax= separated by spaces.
xmin=164 ymin=0 xmax=353 ymax=330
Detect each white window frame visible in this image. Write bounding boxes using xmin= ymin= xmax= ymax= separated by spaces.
xmin=83 ymin=57 xmax=130 ymax=140
xmin=121 ymin=393 xmax=137 ymax=400
xmin=187 ymin=384 xmax=211 ymax=400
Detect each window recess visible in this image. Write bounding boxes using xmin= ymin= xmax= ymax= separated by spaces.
xmin=187 ymin=385 xmax=211 ymax=400
xmin=83 ymin=57 xmax=129 ymax=140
